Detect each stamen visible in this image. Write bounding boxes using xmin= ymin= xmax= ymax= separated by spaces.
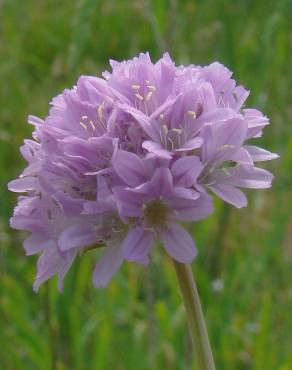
xmin=145 ymin=91 xmax=153 ymax=101
xmin=172 ymin=128 xmax=183 ymax=134
xmin=98 ymin=102 xmax=105 ymax=121
xmin=222 ymin=167 xmax=231 ymax=176
xmin=162 ymin=124 xmax=168 ymax=134
xmin=135 ymin=93 xmax=144 ymax=101
xmin=81 ymin=115 xmax=88 ymax=120
xmin=89 ymin=120 xmax=96 ymax=130
xmin=79 ymin=121 xmax=87 ymax=130
xmin=147 ymin=85 xmax=156 ymax=91
xmin=131 ymin=84 xmax=140 ymax=90
xmin=168 ymin=137 xmax=175 ymax=151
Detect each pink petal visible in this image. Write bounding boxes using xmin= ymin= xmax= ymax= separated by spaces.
xmin=93 ymin=244 xmax=124 ymax=288
xmin=159 ymin=223 xmax=197 ymax=263
xmin=59 ymin=223 xmax=98 ymax=251
xmin=24 ymin=234 xmax=55 ymax=255
xmin=121 ymin=227 xmax=154 ymax=261
xmin=142 ymin=141 xmax=173 ymax=159
xmin=112 ymin=149 xmax=147 ymax=186
xmin=210 ymin=183 xmax=247 ymax=208
xmin=244 ymin=145 xmax=279 ymax=162
xmin=8 ymin=177 xmax=38 ymax=192
xmin=171 ymin=156 xmax=203 ymax=187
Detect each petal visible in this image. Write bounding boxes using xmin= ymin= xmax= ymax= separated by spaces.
xmin=171 ymin=156 xmax=203 ymax=187
xmin=227 ymin=165 xmax=274 ymax=189
xmin=169 ymin=193 xmax=214 ymax=221
xmin=159 ymin=223 xmax=197 ymax=263
xmin=118 ymin=104 xmax=160 ymax=141
xmin=33 ymin=247 xmax=61 ymax=292
xmin=150 ymin=94 xmax=182 ymax=120
xmin=174 ymin=137 xmax=203 ymax=152
xmin=210 ymin=183 xmax=247 ymax=208
xmin=121 ymin=227 xmax=154 ymax=261
xmin=93 ymin=244 xmax=124 ymax=288
xmin=24 ymin=234 xmax=55 ymax=255
xmin=229 ymin=147 xmax=253 ymax=165
xmin=198 ymin=82 xmax=217 ymax=111
xmin=57 ymin=251 xmax=77 ymax=292
xmin=59 ymin=222 xmax=98 ymax=251
xmin=112 ymin=150 xmax=147 ymax=186
xmin=113 ymin=187 xmax=146 ymax=218
xmin=188 ymin=108 xmax=237 ymax=136
xmin=148 ymin=168 xmax=174 ymax=197
xmin=142 ymin=141 xmax=173 ymax=159
xmin=244 ymin=145 xmax=279 ymax=162
xmin=8 ymin=177 xmax=38 ymax=192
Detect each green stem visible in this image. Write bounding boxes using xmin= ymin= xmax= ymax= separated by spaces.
xmin=172 ymin=260 xmax=216 ymax=370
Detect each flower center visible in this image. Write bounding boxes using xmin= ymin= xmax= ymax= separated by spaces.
xmin=143 ymin=199 xmax=169 ymax=227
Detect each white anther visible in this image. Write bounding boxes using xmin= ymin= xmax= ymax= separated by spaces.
xmin=147 ymin=85 xmax=156 ymax=91
xmin=131 ymin=84 xmax=140 ymax=90
xmin=172 ymin=128 xmax=183 ymax=134
xmin=81 ymin=115 xmax=88 ymax=120
xmin=187 ymin=110 xmax=197 ymax=119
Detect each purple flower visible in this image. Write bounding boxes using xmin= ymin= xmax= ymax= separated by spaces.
xmin=112 ymin=151 xmax=213 ymax=263
xmin=8 ymin=52 xmax=278 ymax=291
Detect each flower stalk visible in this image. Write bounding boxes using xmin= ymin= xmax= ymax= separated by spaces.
xmin=172 ymin=259 xmax=216 ymax=370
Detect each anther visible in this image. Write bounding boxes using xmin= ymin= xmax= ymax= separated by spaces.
xmin=187 ymin=110 xmax=197 ymax=119
xmin=172 ymin=128 xmax=183 ymax=134
xmin=147 ymin=85 xmax=156 ymax=91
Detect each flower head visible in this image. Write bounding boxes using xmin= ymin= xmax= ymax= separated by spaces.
xmin=8 ymin=53 xmax=278 ymax=290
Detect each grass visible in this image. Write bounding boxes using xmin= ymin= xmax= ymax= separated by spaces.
xmin=0 ymin=0 xmax=292 ymax=369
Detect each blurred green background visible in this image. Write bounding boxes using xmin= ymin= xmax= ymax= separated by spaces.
xmin=1 ymin=0 xmax=292 ymax=369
